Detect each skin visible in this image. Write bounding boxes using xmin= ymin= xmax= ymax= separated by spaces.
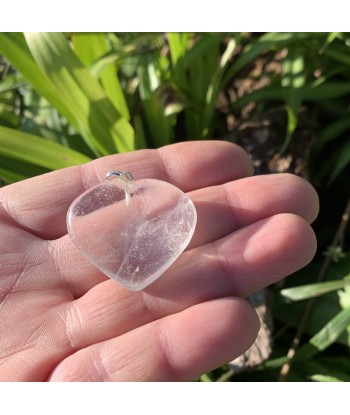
xmin=0 ymin=141 xmax=319 ymax=381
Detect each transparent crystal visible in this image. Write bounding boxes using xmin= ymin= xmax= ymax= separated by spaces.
xmin=67 ymin=178 xmax=197 ymax=290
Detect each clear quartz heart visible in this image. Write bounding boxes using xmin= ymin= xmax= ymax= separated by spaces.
xmin=67 ymin=177 xmax=197 ymax=291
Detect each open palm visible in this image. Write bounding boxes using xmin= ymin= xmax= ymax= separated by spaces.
xmin=0 ymin=141 xmax=318 ymax=381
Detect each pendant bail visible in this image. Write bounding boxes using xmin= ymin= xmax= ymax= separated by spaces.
xmin=105 ymin=171 xmax=134 ymax=206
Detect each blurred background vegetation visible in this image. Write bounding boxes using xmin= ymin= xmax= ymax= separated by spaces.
xmin=1 ymin=32 xmax=350 ymax=382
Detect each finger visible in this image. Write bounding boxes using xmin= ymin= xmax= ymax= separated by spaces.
xmin=57 ymin=213 xmax=315 ymax=350
xmin=49 ymin=297 xmax=260 ymax=381
xmin=188 ymin=173 xmax=319 ymax=249
xmin=50 ymin=173 xmax=318 ymax=296
xmin=0 ymin=141 xmax=251 ymax=240
xmin=1 ymin=172 xmax=319 ymax=297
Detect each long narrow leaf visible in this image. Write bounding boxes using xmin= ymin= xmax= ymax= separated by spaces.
xmin=281 ymin=280 xmax=350 ymax=301
xmin=222 ymin=32 xmax=319 ymax=87
xmin=24 ymin=32 xmax=134 ymax=154
xmin=73 ymin=33 xmax=130 ymax=120
xmin=0 ymin=166 xmax=29 ymax=183
xmin=89 ymin=34 xmax=159 ymax=79
xmin=137 ymin=55 xmax=173 ymax=147
xmin=0 ymin=154 xmax=49 ymax=183
xmin=312 ymin=116 xmax=350 ymax=154
xmin=296 ymin=307 xmax=350 ymax=359
xmin=328 ymin=138 xmax=350 ymax=182
xmin=264 ymin=306 xmax=350 ymax=369
xmin=0 ymin=33 xmax=78 ymax=131
xmin=234 ymin=81 xmax=350 ymax=110
xmin=305 ymin=81 xmax=350 ymax=100
xmin=0 ymin=125 xmax=91 ymax=170
xmin=279 ymin=48 xmax=305 ymax=154
xmin=324 ymin=47 xmax=350 ymax=68
xmin=168 ymin=33 xmax=191 ymax=65
xmin=202 ymin=38 xmax=236 ymax=137
xmin=310 ymin=374 xmax=343 ymax=382
xmin=233 ymin=84 xmax=283 ymax=108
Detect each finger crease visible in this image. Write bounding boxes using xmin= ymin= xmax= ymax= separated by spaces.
xmin=64 ymin=303 xmax=84 ymax=349
xmin=214 ymin=239 xmax=242 ymax=298
xmin=155 ymin=322 xmax=182 ymax=382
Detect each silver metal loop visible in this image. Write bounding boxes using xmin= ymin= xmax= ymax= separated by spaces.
xmin=104 ymin=171 xmax=134 ymax=206
xmin=105 ymin=171 xmax=134 ymax=184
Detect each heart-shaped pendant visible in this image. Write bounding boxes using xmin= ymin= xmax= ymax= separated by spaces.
xmin=67 ymin=171 xmax=197 ymax=291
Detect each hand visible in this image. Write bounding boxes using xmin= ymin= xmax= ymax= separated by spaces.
xmin=0 ymin=141 xmax=318 ymax=381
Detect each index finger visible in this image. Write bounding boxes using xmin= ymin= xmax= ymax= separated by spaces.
xmin=0 ymin=141 xmax=251 ymax=240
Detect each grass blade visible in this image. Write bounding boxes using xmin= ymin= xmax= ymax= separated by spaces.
xmin=0 ymin=33 xmax=78 ymax=131
xmin=324 ymin=46 xmax=350 ymax=67
xmin=0 ymin=125 xmax=91 ymax=170
xmin=296 ymin=306 xmax=350 ymax=359
xmin=310 ymin=374 xmax=343 ymax=382
xmin=137 ymin=55 xmax=173 ymax=147
xmin=312 ymin=116 xmax=350 ymax=154
xmin=328 ymin=138 xmax=350 ymax=182
xmin=305 ymin=81 xmax=350 ymax=100
xmin=279 ymin=47 xmax=305 ymax=154
xmin=264 ymin=306 xmax=350 ymax=369
xmin=233 ymin=83 xmax=283 ymax=108
xmin=0 ymin=154 xmax=49 ymax=183
xmin=73 ymin=33 xmax=130 ymax=120
xmin=222 ymin=32 xmax=318 ymax=87
xmin=234 ymin=81 xmax=350 ymax=110
xmin=168 ymin=33 xmax=191 ymax=65
xmin=202 ymin=38 xmax=236 ymax=137
xmin=24 ymin=32 xmax=135 ymax=154
xmin=281 ymin=280 xmax=350 ymax=301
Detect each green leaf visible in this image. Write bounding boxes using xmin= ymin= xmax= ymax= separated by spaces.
xmin=19 ymin=88 xmax=69 ymax=145
xmin=0 ymin=76 xmax=26 ymax=94
xmin=176 ymin=34 xmax=220 ymax=75
xmin=328 ymin=137 xmax=350 ymax=182
xmin=339 ymin=286 xmax=350 ymax=310
xmin=0 ymin=167 xmax=25 ymax=183
xmin=315 ymin=356 xmax=350 ymax=381
xmin=202 ymin=38 xmax=236 ymax=137
xmin=137 ymin=56 xmax=161 ymax=100
xmin=324 ymin=46 xmax=350 ymax=68
xmin=281 ymin=279 xmax=350 ymax=301
xmin=312 ymin=116 xmax=350 ymax=154
xmin=169 ymin=34 xmax=223 ymax=139
xmin=89 ymin=34 xmax=159 ymax=79
xmin=338 ymin=285 xmax=350 ymax=345
xmin=0 ymin=154 xmax=49 ymax=183
xmin=137 ymin=55 xmax=174 ymax=147
xmin=305 ymin=81 xmax=350 ymax=100
xmin=73 ymin=33 xmax=130 ymax=120
xmin=275 ymin=291 xmax=350 ymax=347
xmin=310 ymin=374 xmax=343 ymax=382
xmin=0 ymin=33 xmax=79 ymax=135
xmin=280 ymin=48 xmax=305 ymax=154
xmin=133 ymin=115 xmax=147 ymax=149
xmin=297 ymin=306 xmax=350 ymax=358
xmin=264 ymin=305 xmax=350 ymax=370
xmin=0 ymin=125 xmax=91 ymax=170
xmin=168 ymin=33 xmax=191 ymax=65
xmin=234 ymin=81 xmax=350 ymax=112
xmin=0 ymin=92 xmax=19 ymax=128
xmin=24 ymin=32 xmax=135 ymax=154
xmin=199 ymin=373 xmax=213 ymax=382
xmin=233 ymin=83 xmax=283 ymax=109
xmin=222 ymin=32 xmax=319 ymax=87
